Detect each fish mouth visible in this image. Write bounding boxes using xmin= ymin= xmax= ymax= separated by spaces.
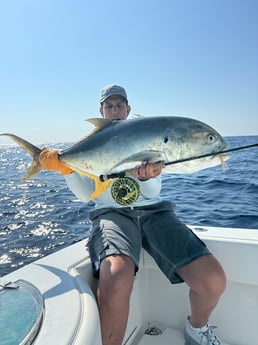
xmin=209 ymin=142 xmax=228 ymax=158
xmin=207 ymin=142 xmax=229 ymax=167
xmin=209 ymin=149 xmax=229 ymax=160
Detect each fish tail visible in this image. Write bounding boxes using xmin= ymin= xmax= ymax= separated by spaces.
xmin=1 ymin=133 xmax=42 ymax=180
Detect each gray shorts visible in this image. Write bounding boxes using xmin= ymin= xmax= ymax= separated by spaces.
xmin=87 ymin=201 xmax=211 ymax=283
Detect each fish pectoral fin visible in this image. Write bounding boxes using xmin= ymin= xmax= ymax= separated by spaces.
xmin=71 ymin=168 xmax=112 ymax=199
xmin=112 ymin=150 xmax=163 ymax=171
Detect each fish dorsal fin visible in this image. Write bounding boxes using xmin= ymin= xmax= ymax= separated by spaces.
xmin=86 ymin=118 xmax=114 ymax=135
xmin=62 ymin=118 xmax=114 ymax=152
xmin=131 ymin=114 xmax=144 ymax=119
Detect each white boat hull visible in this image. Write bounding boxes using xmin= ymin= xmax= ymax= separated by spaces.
xmin=2 ymin=226 xmax=258 ymax=345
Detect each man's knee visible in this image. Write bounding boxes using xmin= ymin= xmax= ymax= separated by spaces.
xmin=178 ymin=255 xmax=227 ymax=297
xmin=99 ymin=255 xmax=135 ymax=297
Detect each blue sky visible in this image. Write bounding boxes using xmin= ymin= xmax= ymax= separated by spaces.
xmin=1 ymin=0 xmax=257 ymax=144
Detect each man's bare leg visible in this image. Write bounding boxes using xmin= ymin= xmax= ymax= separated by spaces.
xmin=97 ymin=255 xmax=135 ymax=345
xmin=177 ymin=255 xmax=226 ymax=327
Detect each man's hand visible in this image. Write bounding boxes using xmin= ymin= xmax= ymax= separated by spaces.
xmin=39 ymin=148 xmax=73 ymax=175
xmin=133 ymin=162 xmax=163 ymax=181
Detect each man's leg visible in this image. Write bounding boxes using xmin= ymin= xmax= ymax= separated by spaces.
xmin=177 ymin=254 xmax=226 ymax=327
xmin=97 ymin=254 xmax=135 ymax=345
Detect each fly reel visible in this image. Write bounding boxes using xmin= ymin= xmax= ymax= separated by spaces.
xmin=111 ymin=177 xmax=140 ymax=206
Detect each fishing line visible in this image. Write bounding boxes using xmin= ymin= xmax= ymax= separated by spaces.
xmin=223 ymin=144 xmax=258 ymax=212
xmin=99 ymin=143 xmax=258 ymax=181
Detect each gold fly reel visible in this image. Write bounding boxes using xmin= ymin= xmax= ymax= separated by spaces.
xmin=111 ymin=177 xmax=140 ymax=206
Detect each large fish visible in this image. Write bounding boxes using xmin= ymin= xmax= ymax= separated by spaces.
xmin=1 ymin=116 xmax=228 ymax=199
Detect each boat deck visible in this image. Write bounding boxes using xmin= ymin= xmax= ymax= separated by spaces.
xmin=137 ymin=327 xmax=231 ymax=345
xmin=138 ymin=328 xmax=184 ymax=345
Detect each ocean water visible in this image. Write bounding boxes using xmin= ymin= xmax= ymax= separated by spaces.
xmin=0 ymin=136 xmax=258 ymax=277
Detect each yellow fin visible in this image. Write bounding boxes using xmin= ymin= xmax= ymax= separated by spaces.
xmin=65 ymin=118 xmax=114 ymax=152
xmin=86 ymin=117 xmax=113 ymax=129
xmin=72 ymin=167 xmax=112 ymax=199
xmin=84 ymin=118 xmax=114 ymax=137
xmin=89 ymin=178 xmax=112 ymax=200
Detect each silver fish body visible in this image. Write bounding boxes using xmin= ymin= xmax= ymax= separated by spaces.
xmin=59 ymin=116 xmax=228 ymax=175
xmin=1 ymin=116 xmax=228 ymax=199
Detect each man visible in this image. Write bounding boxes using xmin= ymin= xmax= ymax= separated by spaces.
xmin=40 ymin=84 xmax=227 ymax=345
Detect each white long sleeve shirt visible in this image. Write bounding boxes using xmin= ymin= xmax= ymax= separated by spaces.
xmin=64 ymin=172 xmax=161 ymax=209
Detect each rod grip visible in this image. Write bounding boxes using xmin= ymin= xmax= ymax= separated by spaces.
xmin=99 ymin=161 xmax=165 ymax=181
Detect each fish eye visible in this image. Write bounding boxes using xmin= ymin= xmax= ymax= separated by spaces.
xmin=164 ymin=136 xmax=169 ymax=143
xmin=206 ymin=134 xmax=216 ymax=144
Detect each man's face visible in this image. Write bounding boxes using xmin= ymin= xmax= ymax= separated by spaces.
xmin=100 ymin=95 xmax=131 ymax=120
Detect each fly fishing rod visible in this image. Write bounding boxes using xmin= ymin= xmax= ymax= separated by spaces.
xmin=99 ymin=142 xmax=258 ymax=182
